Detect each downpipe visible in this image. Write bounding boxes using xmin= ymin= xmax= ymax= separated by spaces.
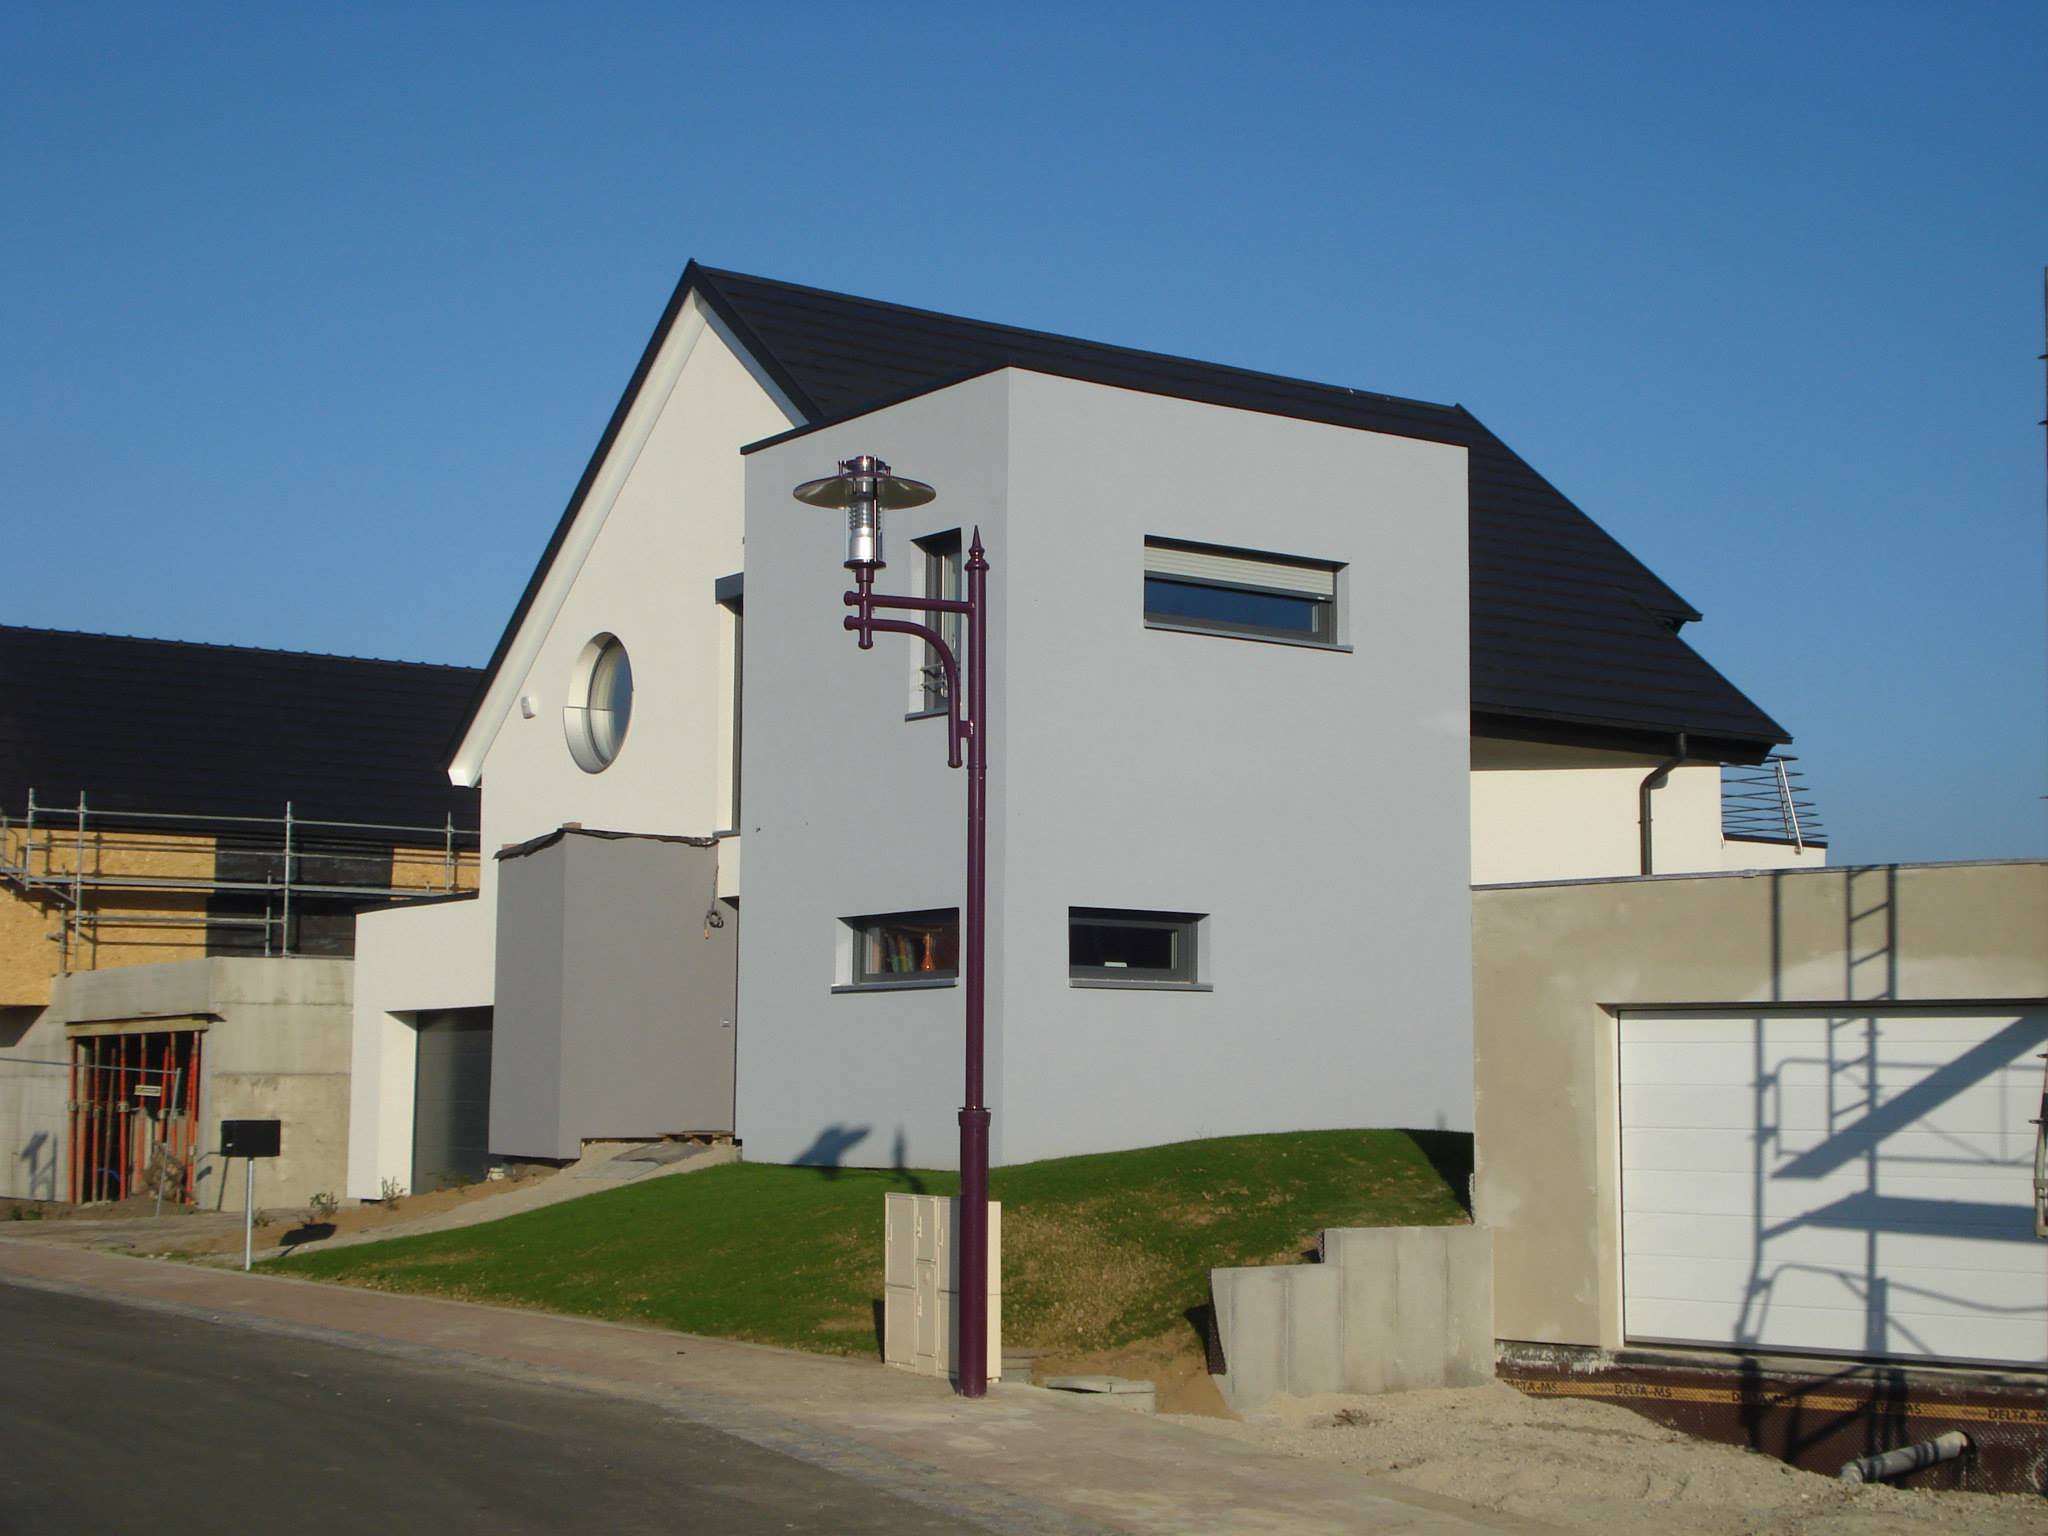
xmin=1637 ymin=731 xmax=1689 ymax=876
xmin=1839 ymin=1430 xmax=1970 ymax=1484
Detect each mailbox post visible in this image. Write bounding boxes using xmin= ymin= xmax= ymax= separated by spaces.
xmin=220 ymin=1118 xmax=281 ymax=1271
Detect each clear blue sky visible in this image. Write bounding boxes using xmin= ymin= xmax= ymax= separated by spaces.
xmin=4 ymin=3 xmax=2043 ymax=866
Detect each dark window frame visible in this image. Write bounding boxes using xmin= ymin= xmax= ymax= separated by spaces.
xmin=847 ymin=907 xmax=961 ymax=987
xmin=1068 ymin=907 xmax=1203 ymax=986
xmin=1142 ymin=537 xmax=1341 ymax=646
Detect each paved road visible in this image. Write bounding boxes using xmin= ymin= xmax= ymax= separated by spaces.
xmin=0 ymin=1241 xmax=1530 ymax=1535
xmin=0 ymin=1282 xmax=964 ymax=1534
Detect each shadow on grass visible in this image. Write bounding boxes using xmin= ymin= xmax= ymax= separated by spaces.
xmin=1404 ymin=1130 xmax=1474 ymax=1216
xmin=276 ymin=1221 xmax=336 ymax=1256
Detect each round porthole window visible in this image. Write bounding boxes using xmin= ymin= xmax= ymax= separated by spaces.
xmin=565 ymin=634 xmax=633 ymax=772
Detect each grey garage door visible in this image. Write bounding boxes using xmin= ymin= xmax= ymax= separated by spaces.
xmin=413 ymin=1008 xmax=493 ymax=1194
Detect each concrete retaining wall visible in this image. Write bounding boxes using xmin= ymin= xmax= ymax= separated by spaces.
xmin=46 ymin=956 xmax=353 ymax=1212
xmin=1211 ymin=1224 xmax=1492 ymax=1412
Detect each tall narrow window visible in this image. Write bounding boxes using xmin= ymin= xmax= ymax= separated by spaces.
xmin=728 ymin=605 xmax=743 ymax=825
xmin=917 ymin=530 xmax=963 ymax=713
xmin=715 ymin=574 xmax=743 ymax=830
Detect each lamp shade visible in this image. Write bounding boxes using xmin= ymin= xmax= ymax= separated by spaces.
xmin=792 ymin=454 xmax=936 ymax=568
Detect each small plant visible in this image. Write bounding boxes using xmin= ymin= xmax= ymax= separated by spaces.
xmin=379 ymin=1176 xmax=405 ymax=1209
xmin=305 ymin=1190 xmax=340 ymax=1224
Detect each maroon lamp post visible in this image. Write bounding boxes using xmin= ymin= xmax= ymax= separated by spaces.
xmin=792 ymin=455 xmax=993 ymax=1399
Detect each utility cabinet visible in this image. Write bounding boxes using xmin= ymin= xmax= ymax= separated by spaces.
xmin=883 ymin=1192 xmax=1002 ymax=1380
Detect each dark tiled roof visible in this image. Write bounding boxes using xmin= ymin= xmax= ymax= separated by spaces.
xmin=0 ymin=626 xmax=481 ymax=834
xmin=475 ymin=264 xmax=1788 ymax=759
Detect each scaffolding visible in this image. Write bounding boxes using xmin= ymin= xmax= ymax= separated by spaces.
xmin=1 ymin=789 xmax=480 ymax=970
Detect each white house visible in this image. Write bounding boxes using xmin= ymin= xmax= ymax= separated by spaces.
xmin=346 ymin=265 xmax=1812 ymax=1197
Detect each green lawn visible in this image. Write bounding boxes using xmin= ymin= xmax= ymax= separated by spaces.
xmin=276 ymin=1130 xmax=1470 ymax=1358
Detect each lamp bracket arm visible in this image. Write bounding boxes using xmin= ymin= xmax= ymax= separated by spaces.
xmin=850 ymin=590 xmax=973 ymax=617
xmin=841 ymin=612 xmax=966 ymax=768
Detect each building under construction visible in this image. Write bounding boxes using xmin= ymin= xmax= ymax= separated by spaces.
xmin=0 ymin=625 xmax=481 ymax=1209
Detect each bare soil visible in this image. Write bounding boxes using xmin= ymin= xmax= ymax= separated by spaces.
xmin=0 ymin=1176 xmax=550 ymax=1255
xmin=174 ymin=1173 xmax=549 ymax=1259
xmin=1174 ymin=1382 xmax=2043 ymax=1535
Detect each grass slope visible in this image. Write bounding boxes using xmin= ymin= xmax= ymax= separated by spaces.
xmin=278 ymin=1130 xmax=1470 ymax=1358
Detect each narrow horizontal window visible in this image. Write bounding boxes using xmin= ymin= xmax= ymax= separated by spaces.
xmin=1143 ymin=537 xmax=1339 ymax=644
xmin=1069 ymin=907 xmax=1201 ymax=985
xmin=848 ymin=908 xmax=959 ymax=986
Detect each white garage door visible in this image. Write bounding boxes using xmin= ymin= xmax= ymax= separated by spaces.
xmin=1620 ymin=1007 xmax=2047 ymax=1368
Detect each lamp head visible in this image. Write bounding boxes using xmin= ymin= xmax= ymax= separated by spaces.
xmin=791 ymin=454 xmax=937 ymax=570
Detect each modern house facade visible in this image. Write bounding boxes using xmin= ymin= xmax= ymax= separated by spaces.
xmin=346 ymin=264 xmax=1811 ymax=1198
xmin=738 ymin=369 xmax=1471 ymax=1166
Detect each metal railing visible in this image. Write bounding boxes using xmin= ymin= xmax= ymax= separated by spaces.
xmin=1 ymin=789 xmax=480 ymax=968
xmin=1721 ymin=754 xmax=1827 ymax=851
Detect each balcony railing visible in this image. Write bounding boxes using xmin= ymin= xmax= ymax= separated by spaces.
xmin=1722 ymin=754 xmax=1826 ymax=851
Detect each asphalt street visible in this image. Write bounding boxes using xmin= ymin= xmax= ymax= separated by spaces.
xmin=0 ymin=1281 xmax=968 ymax=1534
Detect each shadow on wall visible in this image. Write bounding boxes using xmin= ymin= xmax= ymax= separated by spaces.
xmin=17 ymin=1131 xmax=54 ymax=1202
xmin=1727 ymin=869 xmax=2046 ymax=1367
xmin=1406 ymin=1130 xmax=1475 ymax=1216
xmin=0 ymin=1007 xmax=39 ymax=1048
xmin=787 ymin=1124 xmax=930 ymax=1194
xmin=792 ymin=1124 xmax=871 ymax=1175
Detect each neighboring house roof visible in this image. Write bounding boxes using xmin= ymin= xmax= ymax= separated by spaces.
xmin=0 ymin=626 xmax=481 ymax=834
xmin=471 ymin=263 xmax=1788 ymax=763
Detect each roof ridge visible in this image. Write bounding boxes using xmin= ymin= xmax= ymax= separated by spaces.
xmin=0 ymin=623 xmax=482 ymax=674
xmin=693 ymin=264 xmax=1462 ymax=417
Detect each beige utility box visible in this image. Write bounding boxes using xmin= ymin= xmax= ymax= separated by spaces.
xmin=883 ymin=1192 xmax=1002 ymax=1380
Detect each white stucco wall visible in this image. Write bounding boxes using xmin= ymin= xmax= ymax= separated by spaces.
xmin=471 ymin=299 xmax=797 ymax=900
xmin=345 ymin=298 xmax=792 ymax=1197
xmin=1721 ymin=836 xmax=1827 ymax=872
xmin=736 ymin=369 xmax=1474 ymax=1170
xmin=345 ymin=896 xmax=493 ymax=1198
xmin=1470 ymin=740 xmax=1807 ymax=885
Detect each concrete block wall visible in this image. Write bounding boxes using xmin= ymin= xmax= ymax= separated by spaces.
xmin=1211 ymin=1225 xmax=1492 ymax=1412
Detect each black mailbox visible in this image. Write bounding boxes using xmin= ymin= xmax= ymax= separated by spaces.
xmin=221 ymin=1119 xmax=281 ymax=1158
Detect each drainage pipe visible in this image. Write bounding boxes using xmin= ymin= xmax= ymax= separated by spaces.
xmin=1637 ymin=732 xmax=1689 ymax=876
xmin=1838 ymin=1430 xmax=1970 ymax=1484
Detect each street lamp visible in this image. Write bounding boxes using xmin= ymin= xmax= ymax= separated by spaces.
xmin=792 ymin=454 xmax=994 ymax=1399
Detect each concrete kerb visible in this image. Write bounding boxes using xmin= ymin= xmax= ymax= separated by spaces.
xmin=0 ymin=1240 xmax=1545 ymax=1536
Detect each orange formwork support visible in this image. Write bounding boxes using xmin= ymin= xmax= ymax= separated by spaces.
xmin=183 ymin=1033 xmax=199 ymax=1202
xmin=66 ymin=1042 xmax=78 ymax=1205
